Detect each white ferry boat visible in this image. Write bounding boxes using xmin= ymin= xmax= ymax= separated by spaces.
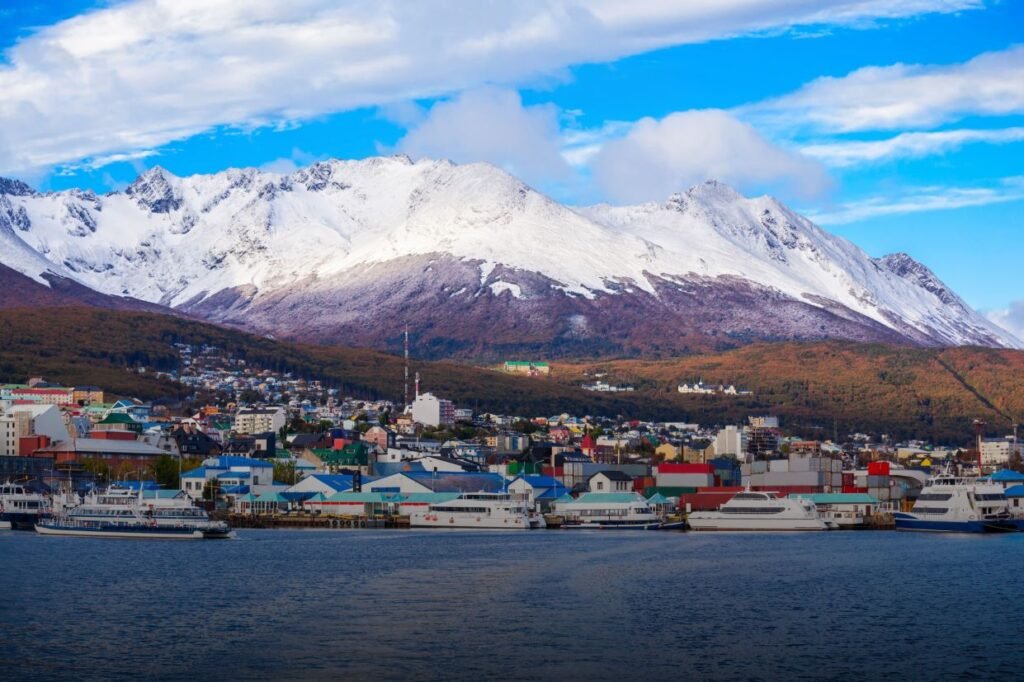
xmin=0 ymin=481 xmax=50 ymax=530
xmin=36 ymin=485 xmax=232 ymax=539
xmin=556 ymin=493 xmax=663 ymax=530
xmin=687 ymin=490 xmax=829 ymax=531
xmin=894 ymin=472 xmax=1017 ymax=533
xmin=409 ymin=492 xmax=536 ymax=529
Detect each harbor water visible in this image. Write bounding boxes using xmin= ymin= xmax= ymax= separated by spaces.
xmin=3 ymin=529 xmax=1023 ymax=681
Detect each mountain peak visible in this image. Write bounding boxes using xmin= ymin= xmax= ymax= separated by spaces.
xmin=685 ymin=179 xmax=744 ymax=202
xmin=877 ymin=252 xmax=958 ymax=306
xmin=0 ymin=177 xmax=38 ymax=197
xmin=125 ymin=165 xmax=182 ymax=213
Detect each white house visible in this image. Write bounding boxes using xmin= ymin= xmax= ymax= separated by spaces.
xmin=588 ymin=470 xmax=633 ymax=493
xmin=181 ymin=455 xmax=276 ymax=497
xmin=284 ymin=473 xmax=357 ymax=496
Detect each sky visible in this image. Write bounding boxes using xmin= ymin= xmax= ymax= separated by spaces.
xmin=0 ymin=0 xmax=1021 ymax=336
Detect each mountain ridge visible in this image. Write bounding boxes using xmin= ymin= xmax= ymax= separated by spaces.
xmin=0 ymin=157 xmax=1017 ymax=357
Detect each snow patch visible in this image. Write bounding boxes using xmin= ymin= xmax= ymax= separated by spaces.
xmin=489 ymin=281 xmax=522 ymax=298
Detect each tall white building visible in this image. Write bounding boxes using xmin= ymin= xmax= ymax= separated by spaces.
xmin=411 ymin=393 xmax=455 ymax=428
xmin=715 ymin=425 xmax=748 ymax=458
xmin=0 ymin=404 xmax=68 ymax=455
xmin=980 ymin=438 xmax=1015 ymax=466
xmin=234 ymin=406 xmax=287 ymax=434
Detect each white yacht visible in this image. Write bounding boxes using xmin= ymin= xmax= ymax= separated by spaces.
xmin=687 ymin=490 xmax=829 ymax=531
xmin=894 ymin=472 xmax=1016 ymax=533
xmin=0 ymin=481 xmax=50 ymax=530
xmin=37 ymin=485 xmax=232 ymax=539
xmin=410 ymin=492 xmax=536 ymax=530
xmin=556 ymin=493 xmax=663 ymax=530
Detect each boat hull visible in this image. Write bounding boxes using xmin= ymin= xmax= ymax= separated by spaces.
xmin=35 ymin=522 xmax=232 ymax=539
xmin=0 ymin=512 xmax=44 ymax=531
xmin=410 ymin=513 xmax=531 ymax=530
xmin=894 ymin=513 xmax=1017 ymax=533
xmin=562 ymin=521 xmax=663 ymax=530
xmin=687 ymin=516 xmax=828 ymax=531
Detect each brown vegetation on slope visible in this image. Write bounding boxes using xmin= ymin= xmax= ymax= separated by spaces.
xmin=1 ymin=307 xmax=1021 ymax=444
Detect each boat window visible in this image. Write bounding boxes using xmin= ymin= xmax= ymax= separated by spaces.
xmin=916 ymin=493 xmax=953 ymax=501
xmin=720 ymin=507 xmax=786 ymax=514
xmin=911 ymin=507 xmax=948 ymax=514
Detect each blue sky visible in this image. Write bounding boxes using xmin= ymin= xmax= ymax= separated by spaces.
xmin=0 ymin=1 xmax=1021 ymax=332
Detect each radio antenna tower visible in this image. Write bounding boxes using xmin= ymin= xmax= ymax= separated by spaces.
xmin=404 ymin=326 xmax=410 ymax=408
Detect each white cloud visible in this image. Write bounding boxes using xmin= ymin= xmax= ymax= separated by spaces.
xmin=257 ymin=148 xmax=320 ymax=174
xmin=590 ymin=109 xmax=831 ymax=204
xmin=807 ymin=176 xmax=1024 ymax=224
xmin=803 ymin=127 xmax=1024 ymax=167
xmin=745 ymin=45 xmax=1024 ymax=133
xmin=0 ymin=0 xmax=982 ymax=175
xmin=987 ymin=301 xmax=1024 ymax=345
xmin=53 ymin=149 xmax=160 ymax=175
xmin=396 ymin=88 xmax=570 ymax=184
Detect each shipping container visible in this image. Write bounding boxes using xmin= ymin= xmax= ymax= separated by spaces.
xmin=762 ymin=471 xmax=825 ymax=486
xmin=657 ymin=473 xmax=715 ymax=488
xmin=769 ymin=459 xmax=790 ymax=473
xmin=657 ymin=462 xmax=714 ymax=474
xmin=867 ymin=461 xmax=891 ymax=476
xmin=789 ymin=457 xmax=811 ymax=472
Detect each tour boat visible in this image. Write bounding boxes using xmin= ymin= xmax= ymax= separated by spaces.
xmin=36 ymin=485 xmax=232 ymax=539
xmin=409 ymin=492 xmax=535 ymax=529
xmin=556 ymin=493 xmax=663 ymax=530
xmin=894 ymin=472 xmax=1017 ymax=533
xmin=0 ymin=481 xmax=50 ymax=530
xmin=687 ymin=490 xmax=829 ymax=531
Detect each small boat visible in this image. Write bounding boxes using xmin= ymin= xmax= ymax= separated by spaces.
xmin=0 ymin=481 xmax=50 ymax=531
xmin=36 ymin=485 xmax=232 ymax=539
xmin=555 ymin=493 xmax=663 ymax=530
xmin=894 ymin=472 xmax=1017 ymax=533
xmin=687 ymin=490 xmax=829 ymax=531
xmin=410 ymin=492 xmax=535 ymax=529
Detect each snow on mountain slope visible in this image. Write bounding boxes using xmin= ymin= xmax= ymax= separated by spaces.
xmin=0 ymin=156 xmax=1017 ymax=354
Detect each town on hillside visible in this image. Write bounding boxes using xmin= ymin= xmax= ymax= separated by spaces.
xmin=3 ymin=349 xmax=1023 ymax=533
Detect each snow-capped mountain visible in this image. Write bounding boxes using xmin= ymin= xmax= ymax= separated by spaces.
xmin=0 ymin=156 xmax=1017 ymax=357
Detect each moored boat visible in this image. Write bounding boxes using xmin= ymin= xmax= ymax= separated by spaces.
xmin=36 ymin=484 xmax=232 ymax=539
xmin=555 ymin=493 xmax=663 ymax=530
xmin=0 ymin=481 xmax=50 ymax=531
xmin=894 ymin=472 xmax=1017 ymax=533
xmin=687 ymin=490 xmax=829 ymax=531
xmin=409 ymin=492 xmax=534 ymax=529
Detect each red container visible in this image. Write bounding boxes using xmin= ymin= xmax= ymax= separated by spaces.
xmin=658 ymin=462 xmax=714 ymax=474
xmin=867 ymin=461 xmax=890 ymax=476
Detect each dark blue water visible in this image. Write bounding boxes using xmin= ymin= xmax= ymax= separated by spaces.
xmin=3 ymin=529 xmax=1023 ymax=681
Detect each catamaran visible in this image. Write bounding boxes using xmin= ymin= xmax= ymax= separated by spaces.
xmin=894 ymin=472 xmax=1017 ymax=533
xmin=409 ymin=492 xmax=538 ymax=529
xmin=555 ymin=493 xmax=663 ymax=530
xmin=36 ymin=485 xmax=232 ymax=539
xmin=687 ymin=490 xmax=830 ymax=531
